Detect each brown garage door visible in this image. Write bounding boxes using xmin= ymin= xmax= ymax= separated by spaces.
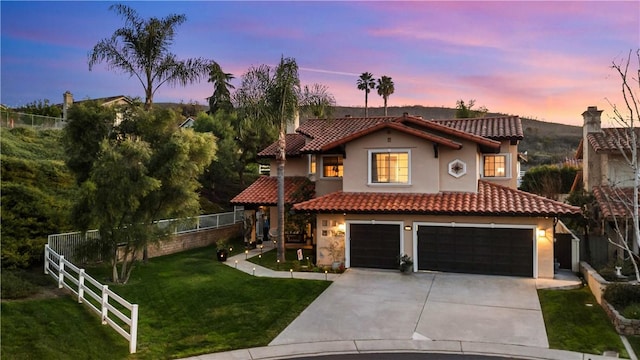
xmin=417 ymin=226 xmax=533 ymax=277
xmin=349 ymin=224 xmax=400 ymax=269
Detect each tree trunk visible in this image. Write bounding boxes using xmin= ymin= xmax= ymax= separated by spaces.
xmin=276 ymin=131 xmax=286 ymax=262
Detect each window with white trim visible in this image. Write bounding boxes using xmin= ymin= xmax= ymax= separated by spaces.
xmin=483 ymin=154 xmax=510 ymax=178
xmin=322 ymin=155 xmax=343 ymax=178
xmin=369 ymin=150 xmax=410 ymax=184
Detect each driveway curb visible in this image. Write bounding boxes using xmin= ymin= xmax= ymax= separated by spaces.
xmin=181 ymin=340 xmax=617 ymax=360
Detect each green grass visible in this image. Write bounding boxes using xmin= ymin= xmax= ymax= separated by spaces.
xmin=2 ymin=297 xmax=129 ymax=359
xmin=538 ymin=286 xmax=628 ymax=357
xmin=628 ymin=336 xmax=640 ymax=355
xmin=2 ymin=245 xmax=330 ymax=359
xmin=89 ymin=245 xmax=329 ymax=359
xmin=247 ymin=247 xmax=321 ymax=272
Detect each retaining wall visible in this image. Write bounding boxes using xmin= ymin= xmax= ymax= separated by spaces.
xmin=146 ymin=224 xmax=242 ymax=259
xmin=580 ymin=261 xmax=640 ymax=335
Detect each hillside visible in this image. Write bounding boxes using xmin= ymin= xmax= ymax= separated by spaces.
xmin=1 ymin=128 xmax=77 ymax=268
xmin=333 ymin=105 xmax=582 ymax=167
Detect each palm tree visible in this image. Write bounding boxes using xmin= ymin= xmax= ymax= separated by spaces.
xmin=208 ymin=61 xmax=235 ymax=114
xmin=88 ymin=4 xmax=212 ymax=110
xmin=357 ymin=72 xmax=376 ymax=117
xmin=376 ymin=76 xmax=395 ymax=116
xmin=268 ymin=57 xmax=300 ymax=262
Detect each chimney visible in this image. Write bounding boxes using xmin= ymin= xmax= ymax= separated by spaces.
xmin=582 ymin=105 xmax=602 ymax=136
xmin=63 ymin=91 xmax=73 ymax=120
xmin=286 ymin=110 xmax=300 ymax=134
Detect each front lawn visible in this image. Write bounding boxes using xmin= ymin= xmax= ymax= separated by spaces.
xmin=3 ymin=245 xmax=331 ymax=359
xmin=538 ymin=286 xmax=628 ymax=357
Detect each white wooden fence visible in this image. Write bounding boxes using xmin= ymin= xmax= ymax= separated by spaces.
xmin=44 ymin=244 xmax=138 ymax=353
xmin=48 ymin=208 xmax=244 ymax=263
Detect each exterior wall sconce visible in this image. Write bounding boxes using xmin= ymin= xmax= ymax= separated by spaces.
xmin=537 ymin=229 xmax=547 ymax=238
xmin=404 ymin=225 xmax=412 ymax=231
xmin=338 ymin=223 xmax=346 ymax=232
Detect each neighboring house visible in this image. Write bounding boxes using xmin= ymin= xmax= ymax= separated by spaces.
xmin=61 ymin=91 xmax=133 ymax=125
xmin=179 ymin=117 xmax=195 ymax=129
xmin=574 ymin=106 xmax=640 ymax=264
xmin=232 ymin=113 xmax=581 ymax=278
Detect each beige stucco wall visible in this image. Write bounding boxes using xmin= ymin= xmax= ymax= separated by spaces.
xmin=315 ymin=178 xmax=343 ymax=197
xmin=342 ymin=129 xmax=450 ymax=193
xmin=607 ymin=155 xmax=638 ymax=187
xmin=481 ymin=142 xmax=519 ymax=189
xmin=438 ymin=140 xmax=480 ymax=192
xmin=270 ymin=156 xmax=308 ymax=177
xmin=314 ymin=213 xmax=556 ymax=278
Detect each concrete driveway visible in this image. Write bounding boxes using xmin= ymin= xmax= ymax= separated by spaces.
xmin=270 ymin=269 xmax=548 ymax=348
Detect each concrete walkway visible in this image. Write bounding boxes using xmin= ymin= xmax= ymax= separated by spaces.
xmin=183 ymin=245 xmax=622 ymax=360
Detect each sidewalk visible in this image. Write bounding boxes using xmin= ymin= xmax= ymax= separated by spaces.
xmin=221 ymin=241 xmax=341 ymax=281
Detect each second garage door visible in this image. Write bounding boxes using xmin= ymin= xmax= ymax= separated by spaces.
xmin=417 ymin=225 xmax=534 ymax=277
xmin=349 ymin=224 xmax=400 ymax=269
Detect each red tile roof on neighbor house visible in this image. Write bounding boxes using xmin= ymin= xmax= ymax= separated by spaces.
xmin=587 ymin=128 xmax=640 ymax=153
xmin=292 ymin=180 xmax=581 ymax=217
xmin=230 ymin=176 xmax=314 ymax=205
xmin=592 ymin=185 xmax=637 ymax=219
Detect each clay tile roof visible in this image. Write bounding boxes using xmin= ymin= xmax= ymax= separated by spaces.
xmin=297 ymin=116 xmax=392 ymax=152
xmin=433 ymin=116 xmax=524 ymax=141
xmin=258 ymin=134 xmax=307 ymax=157
xmin=592 ymin=185 xmax=637 ymax=218
xmin=296 ymin=115 xmax=510 ymax=153
xmin=587 ymin=128 xmax=640 ymax=153
xmin=230 ymin=176 xmax=314 ymax=205
xmin=293 ymin=180 xmax=580 ymax=216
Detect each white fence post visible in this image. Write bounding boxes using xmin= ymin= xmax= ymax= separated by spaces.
xmin=101 ymin=285 xmax=109 ymax=325
xmin=130 ymin=304 xmax=139 ymax=354
xmin=58 ymin=255 xmax=65 ymax=288
xmin=44 ymin=244 xmax=50 ymax=275
xmin=78 ymin=269 xmax=85 ymax=304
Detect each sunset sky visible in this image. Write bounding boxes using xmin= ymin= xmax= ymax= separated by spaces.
xmin=1 ymin=1 xmax=638 ymax=126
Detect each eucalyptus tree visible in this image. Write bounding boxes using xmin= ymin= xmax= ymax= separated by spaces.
xmin=357 ymin=72 xmax=376 ymax=117
xmin=208 ymin=62 xmax=235 ymax=114
xmin=88 ymin=4 xmax=212 ymax=110
xmin=64 ymin=104 xmax=216 ymax=283
xmin=376 ymin=76 xmax=395 ymax=116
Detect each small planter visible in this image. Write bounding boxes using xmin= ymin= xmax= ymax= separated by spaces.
xmin=398 ymin=254 xmax=413 ymax=274
xmin=216 ymin=249 xmax=228 ymax=262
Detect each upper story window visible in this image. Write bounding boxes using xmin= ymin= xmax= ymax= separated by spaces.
xmin=483 ymin=154 xmax=510 ymax=178
xmin=369 ymin=149 xmax=410 ymax=184
xmin=309 ymin=155 xmax=316 ymax=175
xmin=322 ymin=155 xmax=343 ymax=178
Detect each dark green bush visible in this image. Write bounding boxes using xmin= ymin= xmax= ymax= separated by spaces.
xmin=604 ymin=283 xmax=640 ymax=308
xmin=1 ymin=270 xmax=39 ymax=299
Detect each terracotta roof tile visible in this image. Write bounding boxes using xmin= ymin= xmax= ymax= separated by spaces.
xmin=593 ymin=185 xmax=637 ymax=218
xmin=433 ymin=116 xmax=524 ymax=141
xmin=587 ymin=128 xmax=640 ymax=153
xmin=293 ymin=180 xmax=580 ymax=216
xmin=230 ymin=176 xmax=314 ymax=205
xmin=258 ymin=134 xmax=307 ymax=157
xmin=295 ymin=115 xmax=518 ymax=153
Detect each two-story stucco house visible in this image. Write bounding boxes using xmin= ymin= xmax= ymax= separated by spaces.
xmin=232 ymin=113 xmax=580 ymax=278
xmin=575 ymin=106 xmax=640 ymax=262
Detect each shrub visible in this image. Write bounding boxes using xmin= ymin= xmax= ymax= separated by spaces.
xmin=604 ymin=283 xmax=640 ymax=309
xmin=1 ymin=270 xmax=39 ymax=299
